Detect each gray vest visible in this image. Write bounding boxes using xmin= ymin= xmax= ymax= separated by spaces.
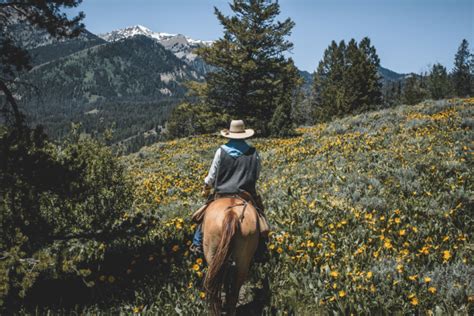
xmin=215 ymin=147 xmax=258 ymax=196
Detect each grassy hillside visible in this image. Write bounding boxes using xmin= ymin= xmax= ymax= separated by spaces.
xmin=14 ymin=98 xmax=472 ymax=314
xmin=118 ymin=98 xmax=473 ymax=314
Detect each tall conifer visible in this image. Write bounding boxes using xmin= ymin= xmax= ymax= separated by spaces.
xmin=428 ymin=63 xmax=451 ymax=99
xmin=312 ymin=37 xmax=382 ymax=121
xmin=196 ymin=0 xmax=300 ymax=136
xmin=452 ymin=39 xmax=472 ymax=97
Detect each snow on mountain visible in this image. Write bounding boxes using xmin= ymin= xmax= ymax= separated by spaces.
xmin=99 ymin=25 xmax=213 ymax=64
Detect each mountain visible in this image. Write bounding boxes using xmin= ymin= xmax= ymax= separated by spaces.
xmin=28 ymin=30 xmax=106 ymax=65
xmin=99 ymin=25 xmax=213 ymax=73
xmin=7 ymin=21 xmax=106 ymax=65
xmin=378 ymin=66 xmax=406 ymax=82
xmin=298 ymin=67 xmax=405 ymax=94
xmin=19 ymin=35 xmax=200 ymax=148
xmin=10 ymin=22 xmax=408 ymax=152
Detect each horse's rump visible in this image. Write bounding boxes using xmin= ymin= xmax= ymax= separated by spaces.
xmin=202 ymin=197 xmax=259 ymax=315
xmin=192 ymin=192 xmax=270 ymax=235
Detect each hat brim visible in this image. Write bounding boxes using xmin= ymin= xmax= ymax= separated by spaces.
xmin=220 ymin=129 xmax=255 ymax=139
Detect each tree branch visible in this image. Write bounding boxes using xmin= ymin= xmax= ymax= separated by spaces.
xmin=0 ymin=79 xmax=23 ymax=127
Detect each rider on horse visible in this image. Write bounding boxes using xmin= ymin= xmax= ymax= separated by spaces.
xmin=190 ymin=120 xmax=270 ymax=262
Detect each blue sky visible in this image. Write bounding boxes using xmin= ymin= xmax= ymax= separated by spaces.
xmin=68 ymin=0 xmax=473 ymax=74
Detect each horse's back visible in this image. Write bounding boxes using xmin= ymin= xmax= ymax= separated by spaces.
xmin=203 ymin=197 xmax=259 ymax=264
xmin=203 ymin=197 xmax=259 ymax=237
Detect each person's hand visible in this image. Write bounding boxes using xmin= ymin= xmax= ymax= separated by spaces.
xmin=201 ymin=184 xmax=211 ymax=198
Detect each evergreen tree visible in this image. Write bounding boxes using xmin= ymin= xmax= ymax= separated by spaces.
xmin=269 ymin=58 xmax=301 ymax=136
xmin=0 ymin=0 xmax=84 ymax=128
xmin=344 ymin=39 xmax=364 ymax=112
xmin=452 ymin=39 xmax=472 ymax=97
xmin=402 ymin=74 xmax=428 ymax=105
xmin=312 ymin=37 xmax=382 ymax=121
xmin=196 ymin=0 xmax=300 ymax=136
xmin=358 ymin=37 xmax=382 ymax=107
xmin=382 ymin=80 xmax=402 ymax=107
xmin=428 ymin=63 xmax=451 ymax=99
xmin=312 ymin=40 xmax=346 ymax=121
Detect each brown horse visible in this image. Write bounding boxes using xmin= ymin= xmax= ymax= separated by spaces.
xmin=202 ymin=196 xmax=259 ymax=315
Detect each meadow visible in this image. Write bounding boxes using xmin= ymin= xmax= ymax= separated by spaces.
xmin=11 ymin=98 xmax=473 ymax=314
xmin=119 ymin=98 xmax=472 ymax=314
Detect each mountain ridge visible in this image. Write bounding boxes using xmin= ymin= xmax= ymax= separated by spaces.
xmin=12 ymin=24 xmax=407 ymax=152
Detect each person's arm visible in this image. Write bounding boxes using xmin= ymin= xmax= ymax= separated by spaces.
xmin=204 ymin=147 xmax=221 ymax=188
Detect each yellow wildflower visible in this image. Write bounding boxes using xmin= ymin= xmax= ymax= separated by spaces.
xmin=338 ymin=290 xmax=346 ymax=297
xmin=408 ymin=274 xmax=417 ymax=281
xmin=419 ymin=246 xmax=430 ymax=255
xmin=399 ymin=229 xmax=406 ymax=236
xmin=277 ymin=247 xmax=283 ymax=254
xmin=428 ymin=287 xmax=437 ymax=294
xmin=199 ymin=291 xmax=206 ymax=299
xmin=192 ymin=264 xmax=200 ymax=271
xmin=442 ymin=250 xmax=452 ymax=261
xmin=132 ymin=306 xmax=142 ymax=313
xmin=410 ymin=297 xmax=419 ymax=305
xmin=424 ymin=277 xmax=431 ymax=283
xmin=366 ymin=271 xmax=373 ymax=279
xmin=330 ymin=270 xmax=339 ymax=278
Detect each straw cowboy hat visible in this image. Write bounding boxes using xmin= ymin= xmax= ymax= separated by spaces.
xmin=220 ymin=120 xmax=255 ymax=139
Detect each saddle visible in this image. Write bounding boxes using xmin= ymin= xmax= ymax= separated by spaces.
xmin=191 ymin=191 xmax=270 ymax=236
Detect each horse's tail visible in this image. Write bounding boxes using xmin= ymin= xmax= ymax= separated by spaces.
xmin=204 ymin=210 xmax=239 ymax=315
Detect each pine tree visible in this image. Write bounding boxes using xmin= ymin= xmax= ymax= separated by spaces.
xmin=312 ymin=37 xmax=382 ymax=121
xmin=269 ymin=58 xmax=301 ymax=136
xmin=344 ymin=39 xmax=364 ymax=112
xmin=402 ymin=74 xmax=428 ymax=105
xmin=0 ymin=0 xmax=84 ymax=128
xmin=358 ymin=37 xmax=382 ymax=107
xmin=452 ymin=39 xmax=472 ymax=97
xmin=312 ymin=40 xmax=346 ymax=121
xmin=428 ymin=63 xmax=451 ymax=99
xmin=196 ymin=0 xmax=300 ymax=136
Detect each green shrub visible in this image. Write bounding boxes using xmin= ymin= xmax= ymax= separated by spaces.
xmin=0 ymin=123 xmax=139 ymax=306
